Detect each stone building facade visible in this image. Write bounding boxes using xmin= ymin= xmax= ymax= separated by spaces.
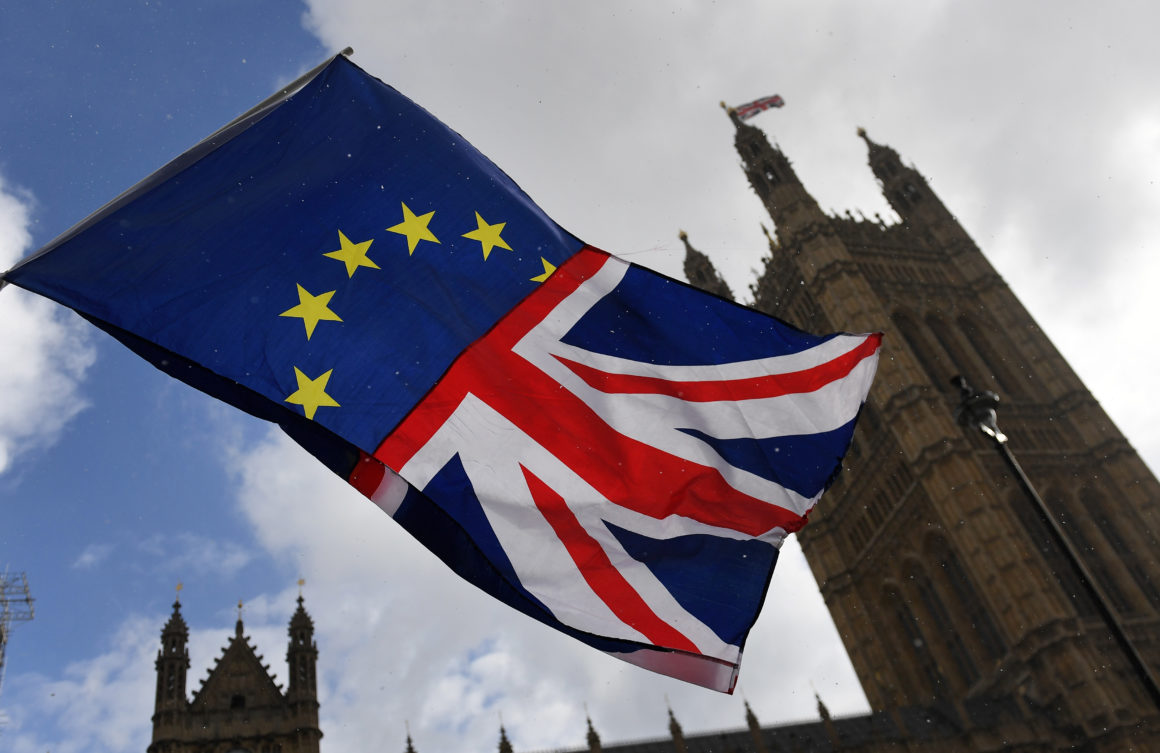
xmin=148 ymin=597 xmax=321 ymax=753
xmin=530 ymin=109 xmax=1160 ymax=753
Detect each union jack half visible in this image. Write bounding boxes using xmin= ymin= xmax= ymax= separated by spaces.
xmin=735 ymin=94 xmax=786 ymax=120
xmin=354 ymin=247 xmax=880 ymax=692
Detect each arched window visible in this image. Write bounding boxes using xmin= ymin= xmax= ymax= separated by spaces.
xmin=927 ymin=534 xmax=1006 ymax=662
xmin=882 ymin=582 xmax=938 ymax=701
xmin=905 ymin=561 xmax=978 ymax=689
xmin=1009 ymin=490 xmax=1097 ymax=616
xmin=957 ymin=314 xmax=1027 ymax=398
xmin=927 ymin=315 xmax=987 ymax=390
xmin=891 ymin=310 xmax=955 ymax=391
xmin=1080 ymin=487 xmax=1160 ymax=610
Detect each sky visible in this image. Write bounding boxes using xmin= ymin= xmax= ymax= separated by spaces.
xmin=1 ymin=2 xmax=1159 ymax=752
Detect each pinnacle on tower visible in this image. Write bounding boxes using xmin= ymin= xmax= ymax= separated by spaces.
xmin=815 ymin=691 xmax=832 ymax=723
xmin=154 ymin=596 xmax=191 ymax=714
xmin=586 ymin=714 xmax=602 ymax=753
xmin=679 ymin=230 xmax=733 ymax=300
xmin=290 ymin=593 xmax=315 ymax=638
xmin=743 ymin=700 xmax=769 ymax=753
xmin=759 ymin=223 xmax=777 ymax=252
xmin=667 ymin=705 xmax=687 ymax=753
xmin=857 ymin=127 xmax=905 ymax=187
xmin=162 ymin=598 xmax=189 ymax=644
xmin=497 ymin=724 xmax=514 ymax=753
xmin=744 ymin=699 xmax=759 ymax=731
xmin=287 ymin=590 xmax=318 ymax=702
xmin=722 ymin=102 xmax=828 ymax=245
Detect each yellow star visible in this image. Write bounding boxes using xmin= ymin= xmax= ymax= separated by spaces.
xmin=387 ymin=202 xmax=440 ymax=255
xmin=531 ymin=258 xmax=556 ymax=283
xmin=323 ymin=231 xmax=379 ymax=277
xmin=462 ymin=212 xmax=513 ymax=260
xmin=280 ymin=284 xmax=343 ymax=339
xmin=285 ymin=367 xmax=340 ymax=420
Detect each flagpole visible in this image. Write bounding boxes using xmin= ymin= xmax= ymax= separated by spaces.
xmin=951 ymin=375 xmax=1160 ymax=712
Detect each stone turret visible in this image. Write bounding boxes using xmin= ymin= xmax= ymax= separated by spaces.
xmin=498 ymin=724 xmax=514 ymax=753
xmin=152 ymin=599 xmax=190 ymax=734
xmin=679 ymin=230 xmax=733 ymax=301
xmin=147 ymin=594 xmax=323 ymax=753
xmin=667 ymin=706 xmax=687 ymax=753
xmin=586 ymin=715 xmax=603 ymax=753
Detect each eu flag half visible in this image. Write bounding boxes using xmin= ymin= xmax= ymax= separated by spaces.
xmin=1 ymin=55 xmax=880 ymax=692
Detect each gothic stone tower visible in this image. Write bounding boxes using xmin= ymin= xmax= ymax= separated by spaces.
xmin=686 ymin=110 xmax=1160 ymax=750
xmin=148 ymin=597 xmax=322 ymax=753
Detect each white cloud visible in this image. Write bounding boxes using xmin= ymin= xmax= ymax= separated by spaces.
xmin=137 ymin=532 xmax=254 ymax=579
xmin=72 ymin=542 xmax=115 ymax=570
xmin=1 ymin=615 xmax=156 ymax=753
xmin=0 ymin=172 xmax=96 ymax=476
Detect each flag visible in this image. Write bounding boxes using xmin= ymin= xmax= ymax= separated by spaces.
xmin=734 ymin=94 xmax=785 ymax=120
xmin=1 ymin=55 xmax=878 ymax=692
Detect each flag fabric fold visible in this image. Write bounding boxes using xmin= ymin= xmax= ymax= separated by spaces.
xmin=2 ymin=56 xmax=878 ymax=692
xmin=734 ymin=94 xmax=785 ymax=120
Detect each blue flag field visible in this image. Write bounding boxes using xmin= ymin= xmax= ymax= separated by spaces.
xmin=1 ymin=54 xmax=880 ymax=692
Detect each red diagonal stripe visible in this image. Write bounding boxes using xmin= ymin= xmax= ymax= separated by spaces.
xmin=554 ymin=333 xmax=882 ymax=401
xmin=376 ymin=247 xmax=608 ymax=471
xmin=377 ymin=246 xmax=806 ymax=536
xmin=521 ymin=465 xmax=699 ymax=654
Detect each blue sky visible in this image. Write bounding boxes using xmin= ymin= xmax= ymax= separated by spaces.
xmin=0 ymin=0 xmax=326 ymax=728
xmin=2 ymin=2 xmax=1160 ymax=752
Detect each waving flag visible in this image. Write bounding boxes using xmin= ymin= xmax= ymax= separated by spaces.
xmin=1 ymin=55 xmax=879 ymax=692
xmin=734 ymin=94 xmax=785 ymax=120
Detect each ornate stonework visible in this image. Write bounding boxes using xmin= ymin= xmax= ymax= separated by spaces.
xmin=148 ymin=598 xmax=321 ymax=753
xmin=618 ymin=113 xmax=1160 ymax=753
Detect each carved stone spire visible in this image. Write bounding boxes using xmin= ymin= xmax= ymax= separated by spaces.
xmin=497 ymin=724 xmax=514 ymax=753
xmin=586 ymin=714 xmax=602 ymax=753
xmin=816 ymin=690 xmax=840 ymax=748
xmin=815 ymin=690 xmax=832 ymax=723
xmin=857 ymin=127 xmax=900 ymax=183
xmin=667 ymin=706 xmax=687 ymax=753
xmin=679 ymin=230 xmax=733 ymax=300
xmin=154 ymin=599 xmax=190 ymax=713
xmin=744 ymin=700 xmax=768 ymax=753
xmin=857 ymin=126 xmax=958 ymax=237
xmin=725 ymin=106 xmax=826 ymax=242
xmin=287 ymin=593 xmax=318 ymax=703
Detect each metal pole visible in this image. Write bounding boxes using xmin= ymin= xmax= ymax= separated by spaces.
xmin=951 ymin=376 xmax=1160 ymax=711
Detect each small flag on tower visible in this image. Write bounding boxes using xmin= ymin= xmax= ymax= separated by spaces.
xmin=734 ymin=94 xmax=785 ymax=120
xmin=1 ymin=55 xmax=877 ymax=693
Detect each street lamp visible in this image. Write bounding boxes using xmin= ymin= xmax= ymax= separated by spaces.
xmin=951 ymin=375 xmax=1160 ymax=711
